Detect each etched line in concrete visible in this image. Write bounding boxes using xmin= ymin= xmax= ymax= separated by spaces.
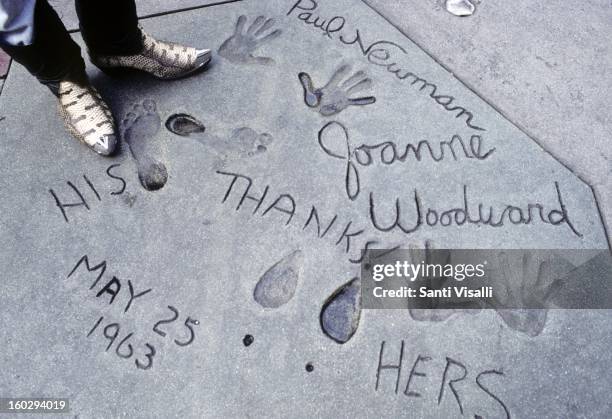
xmin=359 ymin=0 xmax=605 ymax=197
xmin=65 ymin=0 xmax=247 ymax=33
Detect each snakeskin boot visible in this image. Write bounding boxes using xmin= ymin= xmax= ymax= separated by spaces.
xmin=90 ymin=29 xmax=212 ymax=80
xmin=57 ymin=79 xmax=117 ymax=156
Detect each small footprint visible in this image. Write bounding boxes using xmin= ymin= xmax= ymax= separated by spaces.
xmin=221 ymin=127 xmax=272 ymax=158
xmin=122 ymin=100 xmax=168 ymax=191
xmin=320 ymin=278 xmax=361 ymax=344
xmin=166 ymin=114 xmax=272 ymax=160
xmin=254 ymin=250 xmax=302 ymax=308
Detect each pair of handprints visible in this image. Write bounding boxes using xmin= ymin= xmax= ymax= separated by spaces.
xmin=218 ymin=14 xmax=575 ymax=339
xmin=403 ymin=243 xmax=572 ymax=337
xmin=219 ymin=15 xmax=377 ymax=116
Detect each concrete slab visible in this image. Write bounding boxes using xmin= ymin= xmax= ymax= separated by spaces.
xmin=0 ymin=48 xmax=10 ymax=78
xmin=0 ymin=0 xmax=610 ymax=418
xmin=363 ymin=0 xmax=612 ymax=242
xmin=49 ymin=0 xmax=238 ymax=31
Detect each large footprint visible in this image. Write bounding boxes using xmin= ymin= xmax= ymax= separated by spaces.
xmin=122 ymin=100 xmax=168 ymax=191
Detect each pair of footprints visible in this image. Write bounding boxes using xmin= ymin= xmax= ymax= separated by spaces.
xmin=220 ymin=15 xmax=377 ymax=116
xmin=121 ymin=100 xmax=272 ymax=191
xmin=253 ymin=250 xmax=361 ymax=344
xmin=258 ymin=244 xmax=565 ymax=345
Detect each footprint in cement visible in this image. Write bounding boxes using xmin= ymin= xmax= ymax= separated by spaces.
xmin=254 ymin=250 xmax=302 ymax=308
xmin=320 ymin=278 xmax=361 ymax=344
xmin=122 ymin=100 xmax=168 ymax=191
xmin=166 ymin=113 xmax=272 ymax=160
xmin=220 ymin=127 xmax=272 ymax=158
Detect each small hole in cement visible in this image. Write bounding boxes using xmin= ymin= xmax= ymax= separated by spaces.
xmin=305 ymin=363 xmax=314 ymax=372
xmin=243 ymin=334 xmax=254 ymax=347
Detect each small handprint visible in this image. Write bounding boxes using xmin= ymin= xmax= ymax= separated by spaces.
xmin=298 ymin=64 xmax=376 ymax=116
xmin=406 ymin=242 xmax=481 ymax=322
xmin=487 ymin=251 xmax=571 ymax=337
xmin=219 ymin=15 xmax=282 ymax=65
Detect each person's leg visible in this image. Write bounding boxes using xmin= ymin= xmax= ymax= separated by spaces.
xmin=75 ymin=0 xmax=142 ymax=56
xmin=0 ymin=0 xmax=86 ymax=94
xmin=0 ymin=1 xmax=117 ymax=155
xmin=76 ymin=0 xmax=212 ymax=80
xmin=0 ymin=0 xmax=36 ymax=47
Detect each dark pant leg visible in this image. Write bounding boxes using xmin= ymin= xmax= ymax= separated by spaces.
xmin=0 ymin=0 xmax=85 ymax=94
xmin=76 ymin=0 xmax=142 ymax=56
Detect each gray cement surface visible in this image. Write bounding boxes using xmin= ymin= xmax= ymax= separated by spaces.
xmin=50 ymin=0 xmax=235 ymax=31
xmin=364 ymin=0 xmax=612 ymax=242
xmin=0 ymin=49 xmax=9 ymax=78
xmin=0 ymin=0 xmax=610 ymax=418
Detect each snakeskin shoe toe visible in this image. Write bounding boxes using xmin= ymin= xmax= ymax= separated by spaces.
xmin=91 ymin=29 xmax=212 ymax=80
xmin=57 ymin=80 xmax=117 ymax=156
